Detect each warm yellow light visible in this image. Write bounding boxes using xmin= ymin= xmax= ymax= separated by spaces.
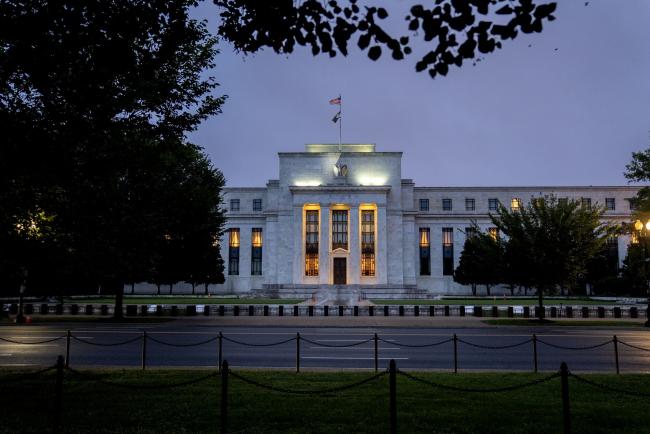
xmin=511 ymin=198 xmax=521 ymax=211
xmin=635 ymin=220 xmax=644 ymax=231
xmin=419 ymin=230 xmax=430 ymax=246
xmin=645 ymin=221 xmax=650 ymax=231
xmin=229 ymin=229 xmax=240 ymax=247
xmin=489 ymin=227 xmax=499 ymax=241
xmin=252 ymin=230 xmax=263 ymax=247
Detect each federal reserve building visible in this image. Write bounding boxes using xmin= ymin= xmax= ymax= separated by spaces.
xmin=217 ymin=144 xmax=639 ymax=298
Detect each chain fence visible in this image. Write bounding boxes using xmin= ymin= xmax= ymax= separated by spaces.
xmin=3 ymin=331 xmax=650 ymax=375
xmin=3 ymin=354 xmax=650 ymax=434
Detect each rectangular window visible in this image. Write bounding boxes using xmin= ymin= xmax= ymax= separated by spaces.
xmin=581 ymin=197 xmax=591 ymax=209
xmin=606 ymin=236 xmax=619 ymax=274
xmin=488 ymin=198 xmax=499 ymax=212
xmin=361 ymin=210 xmax=375 ymax=276
xmin=419 ymin=228 xmax=430 ymax=276
xmin=253 ymin=199 xmax=262 ymax=211
xmin=419 ymin=199 xmax=429 ymax=211
xmin=488 ymin=227 xmax=499 ymax=241
xmin=305 ymin=210 xmax=319 ymax=276
xmin=627 ymin=198 xmax=636 ymax=211
xmin=605 ymin=198 xmax=615 ymax=211
xmin=228 ymin=228 xmax=240 ymax=275
xmin=251 ymin=228 xmax=262 ymax=275
xmin=442 ymin=228 xmax=454 ymax=276
xmin=511 ymin=198 xmax=522 ymax=211
xmin=230 ymin=199 xmax=240 ymax=212
xmin=442 ymin=198 xmax=452 ymax=211
xmin=465 ymin=227 xmax=477 ymax=240
xmin=332 ymin=210 xmax=348 ymax=250
xmin=465 ymin=198 xmax=475 ymax=211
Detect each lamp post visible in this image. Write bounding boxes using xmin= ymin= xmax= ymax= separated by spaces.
xmin=15 ymin=268 xmax=27 ymax=324
xmin=634 ymin=219 xmax=650 ymax=327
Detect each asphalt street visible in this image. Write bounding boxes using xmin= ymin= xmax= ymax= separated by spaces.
xmin=2 ymin=320 xmax=650 ymax=373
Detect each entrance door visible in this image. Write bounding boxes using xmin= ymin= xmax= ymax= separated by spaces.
xmin=333 ymin=258 xmax=347 ymax=285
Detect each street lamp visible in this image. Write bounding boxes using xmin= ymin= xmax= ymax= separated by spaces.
xmin=634 ymin=219 xmax=650 ymax=327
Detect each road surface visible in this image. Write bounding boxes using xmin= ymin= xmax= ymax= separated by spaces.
xmin=2 ymin=320 xmax=650 ymax=373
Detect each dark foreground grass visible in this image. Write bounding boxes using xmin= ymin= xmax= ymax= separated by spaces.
xmin=2 ymin=369 xmax=650 ymax=433
xmin=484 ymin=319 xmax=644 ymax=327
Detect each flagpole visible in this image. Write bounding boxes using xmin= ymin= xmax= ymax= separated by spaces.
xmin=338 ymin=94 xmax=342 ymax=152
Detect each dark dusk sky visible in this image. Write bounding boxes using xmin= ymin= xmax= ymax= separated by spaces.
xmin=189 ymin=1 xmax=650 ymax=188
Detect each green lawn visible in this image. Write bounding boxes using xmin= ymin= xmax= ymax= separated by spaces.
xmin=371 ymin=298 xmax=627 ymax=306
xmin=61 ymin=296 xmax=302 ymax=305
xmin=483 ymin=319 xmax=645 ymax=327
xmin=2 ymin=369 xmax=649 ymax=433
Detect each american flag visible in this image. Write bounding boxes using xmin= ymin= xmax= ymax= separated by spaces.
xmin=329 ymin=96 xmax=341 ymax=105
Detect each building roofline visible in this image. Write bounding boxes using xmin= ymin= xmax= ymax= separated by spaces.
xmin=413 ymin=186 xmax=640 ymax=191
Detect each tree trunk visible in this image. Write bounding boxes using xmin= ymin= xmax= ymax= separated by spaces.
xmin=486 ymin=284 xmax=491 ymax=296
xmin=204 ymin=283 xmax=209 ymax=295
xmin=471 ymin=284 xmax=477 ymax=296
xmin=169 ymin=283 xmax=173 ymax=295
xmin=191 ymin=283 xmax=195 ymax=295
xmin=537 ymin=286 xmax=545 ymax=322
xmin=157 ymin=284 xmax=161 ymax=295
xmin=131 ymin=283 xmax=135 ymax=295
xmin=510 ymin=286 xmax=515 ymax=296
xmin=109 ymin=281 xmax=124 ymax=319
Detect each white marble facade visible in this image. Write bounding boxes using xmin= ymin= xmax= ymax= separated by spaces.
xmin=217 ymin=144 xmax=639 ymax=298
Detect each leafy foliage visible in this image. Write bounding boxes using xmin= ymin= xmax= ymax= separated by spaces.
xmin=454 ymin=226 xmax=504 ymax=296
xmin=490 ymin=196 xmax=614 ymax=319
xmin=0 ymin=1 xmax=227 ymax=308
xmin=215 ymin=0 xmax=557 ymax=78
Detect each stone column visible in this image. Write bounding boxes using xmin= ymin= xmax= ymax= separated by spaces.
xmin=319 ymin=205 xmax=330 ymax=285
xmin=349 ymin=205 xmax=360 ymax=285
xmin=376 ymin=205 xmax=388 ymax=285
xmin=292 ymin=205 xmax=303 ymax=284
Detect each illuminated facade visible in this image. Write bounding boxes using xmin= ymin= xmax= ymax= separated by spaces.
xmin=217 ymin=144 xmax=639 ymax=297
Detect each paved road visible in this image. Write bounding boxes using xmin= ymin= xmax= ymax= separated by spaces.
xmin=2 ymin=321 xmax=650 ymax=373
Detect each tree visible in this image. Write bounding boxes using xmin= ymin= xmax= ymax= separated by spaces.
xmin=1 ymin=0 xmax=227 ymax=317
xmin=454 ymin=227 xmax=504 ymax=296
xmin=491 ymin=196 xmax=613 ymax=321
xmin=215 ymin=0 xmax=557 ymax=79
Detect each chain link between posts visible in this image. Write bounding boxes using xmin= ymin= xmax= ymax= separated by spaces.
xmin=228 ymin=369 xmax=387 ymax=395
xmin=71 ymin=335 xmax=142 ymax=346
xmin=378 ymin=337 xmax=454 ymax=348
xmin=221 ymin=335 xmax=296 ymax=347
xmin=0 ymin=336 xmax=64 ymax=345
xmin=300 ymin=336 xmax=372 ymax=347
xmin=536 ymin=338 xmax=613 ymax=351
xmin=397 ymin=369 xmax=561 ymax=393
xmin=146 ymin=335 xmax=219 ymax=347
xmin=457 ymin=337 xmax=532 ymax=350
xmin=64 ymin=366 xmax=220 ymax=390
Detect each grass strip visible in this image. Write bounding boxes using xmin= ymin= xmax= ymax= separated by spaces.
xmin=371 ymin=298 xmax=626 ymax=306
xmin=483 ymin=319 xmax=644 ymax=327
xmin=1 ymin=369 xmax=649 ymax=433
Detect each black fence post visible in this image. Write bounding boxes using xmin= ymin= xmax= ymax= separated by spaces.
xmin=389 ymin=359 xmax=397 ymax=434
xmin=221 ymin=360 xmax=229 ymax=434
xmin=218 ymin=332 xmax=223 ymax=373
xmin=453 ymin=334 xmax=458 ymax=374
xmin=560 ymin=362 xmax=571 ymax=434
xmin=613 ymin=335 xmax=620 ymax=375
xmin=65 ymin=330 xmax=71 ymax=368
xmin=296 ymin=332 xmax=300 ymax=373
xmin=374 ymin=333 xmax=379 ymax=372
xmin=532 ymin=334 xmax=538 ymax=373
xmin=141 ymin=331 xmax=147 ymax=370
xmin=54 ymin=355 xmax=64 ymax=434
